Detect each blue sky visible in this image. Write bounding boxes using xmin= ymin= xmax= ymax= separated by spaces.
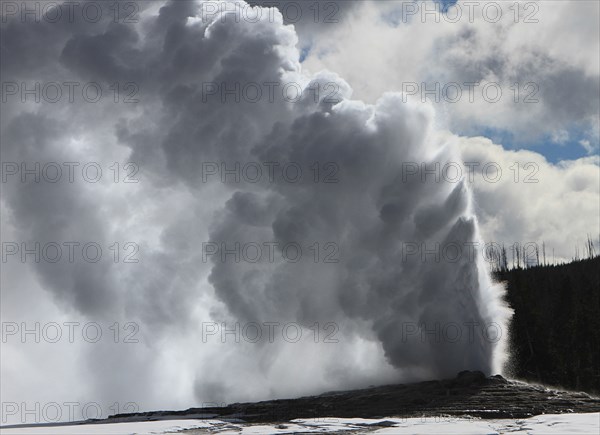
xmin=461 ymin=126 xmax=598 ymax=164
xmin=437 ymin=0 xmax=459 ymax=11
xmin=300 ymin=0 xmax=599 ymax=164
xmin=368 ymin=0 xmax=599 ymax=164
xmin=435 ymin=0 xmax=597 ymax=163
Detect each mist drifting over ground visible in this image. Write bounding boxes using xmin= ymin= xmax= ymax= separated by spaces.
xmin=12 ymin=0 xmax=595 ymax=421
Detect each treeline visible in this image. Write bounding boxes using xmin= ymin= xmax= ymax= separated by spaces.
xmin=485 ymin=235 xmax=598 ymax=273
xmin=495 ymin=256 xmax=600 ymax=394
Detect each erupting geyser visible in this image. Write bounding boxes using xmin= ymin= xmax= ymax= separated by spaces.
xmin=193 ymin=0 xmax=513 ymax=393
xmin=0 ymin=0 xmax=513 ymax=408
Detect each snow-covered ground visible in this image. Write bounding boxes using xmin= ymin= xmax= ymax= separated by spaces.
xmin=1 ymin=413 xmax=599 ymax=434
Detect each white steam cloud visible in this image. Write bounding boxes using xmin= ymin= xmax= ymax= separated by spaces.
xmin=1 ymin=0 xmax=511 ymax=418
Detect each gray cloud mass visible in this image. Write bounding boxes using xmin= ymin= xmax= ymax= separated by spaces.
xmin=1 ymin=0 xmax=512 ymax=415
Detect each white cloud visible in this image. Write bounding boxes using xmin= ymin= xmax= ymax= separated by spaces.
xmin=301 ymin=0 xmax=600 ymax=144
xmin=551 ymin=130 xmax=569 ymax=145
xmin=455 ymin=135 xmax=600 ymax=263
xmin=579 ymin=139 xmax=597 ymax=155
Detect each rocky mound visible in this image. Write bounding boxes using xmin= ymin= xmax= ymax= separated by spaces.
xmin=105 ymin=371 xmax=600 ymax=423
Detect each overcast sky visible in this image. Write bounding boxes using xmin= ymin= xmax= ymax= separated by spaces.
xmin=1 ymin=0 xmax=598 ymax=426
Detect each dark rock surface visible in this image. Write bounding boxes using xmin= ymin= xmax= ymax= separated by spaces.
xmin=4 ymin=371 xmax=599 ymax=431
xmin=105 ymin=371 xmax=600 ymax=423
